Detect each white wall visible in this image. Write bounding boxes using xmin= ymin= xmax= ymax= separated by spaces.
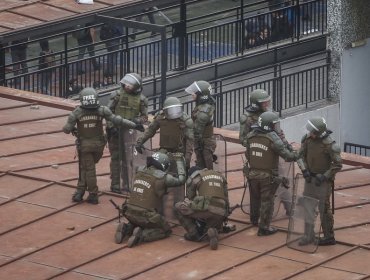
xmin=340 ymin=38 xmax=370 ymax=148
xmin=280 ymin=104 xmax=340 ymax=145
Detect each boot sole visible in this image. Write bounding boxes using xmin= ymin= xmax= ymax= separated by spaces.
xmin=128 ymin=227 xmax=142 ymax=248
xmin=207 ymin=228 xmax=218 ymax=250
xmin=115 ymin=223 xmax=126 ymax=244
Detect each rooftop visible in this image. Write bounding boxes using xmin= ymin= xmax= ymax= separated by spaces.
xmin=0 ymin=86 xmax=370 ymax=280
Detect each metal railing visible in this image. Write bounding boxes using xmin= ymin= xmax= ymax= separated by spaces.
xmin=344 ymin=143 xmax=370 ymax=157
xmin=145 ymin=51 xmax=330 ymax=127
xmin=1 ymin=0 xmax=327 ymax=98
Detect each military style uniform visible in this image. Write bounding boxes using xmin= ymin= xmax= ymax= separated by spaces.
xmin=122 ymin=164 xmax=185 ymax=245
xmin=137 ymin=111 xmax=194 ymax=170
xmin=174 ymin=168 xmax=229 ymax=241
xmin=192 ymin=102 xmax=216 ymax=169
xmin=63 ymin=105 xmax=137 ymax=201
xmin=239 ymin=106 xmax=260 ymax=147
xmin=299 ymin=132 xmax=342 ymax=243
xmin=246 ymin=127 xmax=296 ymax=233
xmin=107 ymin=86 xmax=148 ymax=191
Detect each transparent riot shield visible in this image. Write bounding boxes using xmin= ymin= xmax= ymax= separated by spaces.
xmin=273 ymin=159 xmax=295 ymax=218
xmin=119 ymin=129 xmax=151 ymax=192
xmin=213 ymin=134 xmax=227 ymax=178
xmin=241 ymin=159 xmax=294 ymax=219
xmin=286 ymin=174 xmax=321 ymax=253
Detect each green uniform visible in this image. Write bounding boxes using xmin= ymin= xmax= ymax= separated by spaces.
xmin=124 ymin=165 xmax=185 ymax=243
xmin=107 ymin=88 xmax=148 ymax=189
xmin=63 ymin=106 xmax=137 ymax=194
xmin=240 ymin=107 xmax=292 ymax=222
xmin=246 ymin=129 xmax=296 ymax=229
xmin=192 ymin=102 xmax=216 ymax=169
xmin=299 ymin=134 xmax=342 ymax=239
xmin=174 ymin=169 xmax=229 ymax=237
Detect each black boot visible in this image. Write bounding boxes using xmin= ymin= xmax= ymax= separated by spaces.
xmin=72 ymin=189 xmax=85 ymax=202
xmin=110 ymin=184 xmax=122 ymax=194
xmin=115 ymin=223 xmax=134 ymax=244
xmin=318 ymin=237 xmax=336 ymax=246
xmin=86 ymin=193 xmax=99 ymax=204
xmin=257 ymin=227 xmax=278 ymax=236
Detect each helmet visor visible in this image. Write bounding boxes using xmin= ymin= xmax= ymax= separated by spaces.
xmin=185 ymin=82 xmax=201 ymax=95
xmin=164 ymin=105 xmax=183 ymax=119
xmin=306 ymin=120 xmax=319 ymax=133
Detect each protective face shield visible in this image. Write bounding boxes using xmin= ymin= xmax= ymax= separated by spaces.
xmin=250 ymin=89 xmax=271 ymax=111
xmin=306 ymin=117 xmax=328 ymax=138
xmin=120 ymin=73 xmax=142 ymax=93
xmin=257 ymin=111 xmax=280 ymax=132
xmin=147 ymin=152 xmax=170 ymax=172
xmin=185 ymin=81 xmax=212 ymax=103
xmin=163 ymin=97 xmax=183 ymax=119
xmin=79 ymin=87 xmax=100 ymax=109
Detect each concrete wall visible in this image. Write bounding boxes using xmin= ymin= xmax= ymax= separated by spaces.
xmin=280 ymin=103 xmax=340 ymax=145
xmin=340 ymin=38 xmax=370 ymax=148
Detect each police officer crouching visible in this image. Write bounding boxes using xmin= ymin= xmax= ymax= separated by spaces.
xmin=245 ymin=111 xmax=298 ymax=236
xmin=62 ymin=88 xmax=144 ymax=204
xmin=114 ymin=152 xmax=186 ymax=247
xmin=174 ymin=166 xmax=230 ymax=250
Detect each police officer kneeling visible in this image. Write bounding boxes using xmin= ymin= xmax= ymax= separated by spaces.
xmin=114 ymin=152 xmax=186 ymax=247
xmin=246 ymin=111 xmax=298 ymax=236
xmin=174 ymin=166 xmax=229 ymax=250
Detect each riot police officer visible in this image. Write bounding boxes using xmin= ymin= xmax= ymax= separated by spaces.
xmin=107 ymin=73 xmax=148 ymax=193
xmin=245 ymin=111 xmax=297 ymax=236
xmin=240 ymin=89 xmax=293 ymax=224
xmin=186 ymin=81 xmax=216 ymax=169
xmin=298 ymin=117 xmax=342 ymax=246
xmin=174 ymin=166 xmax=229 ymax=250
xmin=114 ymin=152 xmax=186 ymax=247
xmin=62 ymin=88 xmax=144 ymax=204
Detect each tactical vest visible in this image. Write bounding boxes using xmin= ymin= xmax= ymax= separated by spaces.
xmin=248 ymin=133 xmax=279 ymax=172
xmin=198 ymin=170 xmax=226 ymax=200
xmin=77 ymin=112 xmax=104 ymax=139
xmin=114 ymin=89 xmax=141 ymax=120
xmin=192 ymin=104 xmax=214 ymax=138
xmin=305 ymin=138 xmax=331 ymax=174
xmin=158 ymin=116 xmax=185 ymax=152
xmin=128 ymin=169 xmax=165 ymax=210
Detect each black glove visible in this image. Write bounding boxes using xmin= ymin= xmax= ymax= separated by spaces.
xmin=286 ymin=143 xmax=294 ymax=152
xmin=106 ymin=127 xmax=118 ymax=139
xmin=302 ymin=170 xmax=311 ymax=183
xmin=71 ymin=128 xmax=78 ymax=137
xmin=134 ymin=124 xmax=145 ymax=132
xmin=135 ymin=143 xmax=144 ymax=154
xmin=315 ymin=174 xmax=327 ymax=186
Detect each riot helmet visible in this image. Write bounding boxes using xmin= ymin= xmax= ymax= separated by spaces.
xmin=147 ymin=152 xmax=170 ymax=172
xmin=185 ymin=81 xmax=213 ymax=103
xmin=250 ymin=89 xmax=271 ymax=112
xmin=306 ymin=117 xmax=328 ymax=138
xmin=163 ymin=97 xmax=183 ymax=119
xmin=79 ymin=87 xmax=100 ymax=109
xmin=120 ymin=73 xmax=142 ymax=93
xmin=257 ymin=111 xmax=280 ymax=132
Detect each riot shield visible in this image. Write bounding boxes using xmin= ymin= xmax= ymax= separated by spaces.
xmin=213 ymin=134 xmax=227 ymax=178
xmin=119 ymin=129 xmax=151 ymax=192
xmin=273 ymin=159 xmax=295 ymax=218
xmin=286 ymin=174 xmax=321 ymax=253
xmin=241 ymin=160 xmax=294 ymax=219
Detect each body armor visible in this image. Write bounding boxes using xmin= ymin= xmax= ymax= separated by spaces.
xmin=77 ymin=111 xmax=104 ymax=139
xmin=114 ymin=88 xmax=141 ymax=120
xmin=128 ymin=168 xmax=166 ymax=210
xmin=197 ymin=169 xmax=226 ymax=200
xmin=305 ymin=138 xmax=332 ymax=174
xmin=192 ymin=103 xmax=214 ymax=138
xmin=158 ymin=116 xmax=186 ymax=152
xmin=247 ymin=133 xmax=279 ymax=172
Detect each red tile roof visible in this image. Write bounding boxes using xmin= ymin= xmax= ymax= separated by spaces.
xmin=1 ymin=86 xmax=370 ymax=279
